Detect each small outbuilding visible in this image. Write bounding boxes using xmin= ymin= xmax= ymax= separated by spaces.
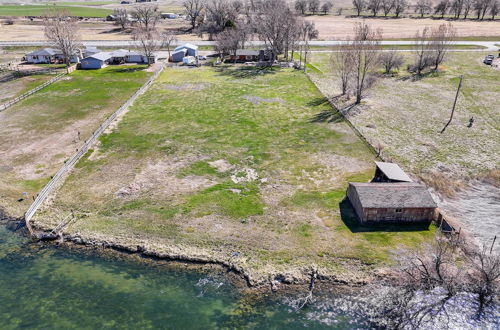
xmin=346 ymin=182 xmax=437 ymax=224
xmin=171 ymin=48 xmax=187 ymax=62
xmin=372 ymin=161 xmax=413 ymax=183
xmin=80 ymin=52 xmax=112 ymax=69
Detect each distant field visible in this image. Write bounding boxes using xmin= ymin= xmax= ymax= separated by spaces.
xmin=35 ymin=66 xmax=437 ymax=282
xmin=53 ymin=1 xmax=115 ymax=5
xmin=308 ymin=52 xmax=500 ymax=186
xmin=0 ymin=5 xmax=112 ymax=17
xmin=0 ymin=66 xmax=151 ymax=218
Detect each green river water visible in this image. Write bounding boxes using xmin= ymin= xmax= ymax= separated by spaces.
xmin=0 ymin=226 xmax=371 ymax=329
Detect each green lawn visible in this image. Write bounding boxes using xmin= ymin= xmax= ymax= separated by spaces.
xmin=36 ymin=66 xmax=437 ymax=282
xmin=0 ymin=5 xmax=112 ymax=17
xmin=0 ymin=65 xmax=151 ymax=218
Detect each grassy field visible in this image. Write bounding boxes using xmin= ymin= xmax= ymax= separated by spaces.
xmin=0 ymin=65 xmax=151 ymax=218
xmin=0 ymin=5 xmax=112 ymax=17
xmin=0 ymin=73 xmax=54 ymax=104
xmin=308 ymin=52 xmax=500 ymax=189
xmin=35 ymin=66 xmax=437 ymax=282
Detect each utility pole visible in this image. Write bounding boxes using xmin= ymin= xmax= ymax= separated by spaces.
xmin=441 ymin=75 xmax=463 ymax=134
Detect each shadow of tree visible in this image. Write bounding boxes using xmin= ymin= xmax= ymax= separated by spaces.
xmin=214 ymin=65 xmax=279 ymax=79
xmin=339 ymin=199 xmax=431 ymax=233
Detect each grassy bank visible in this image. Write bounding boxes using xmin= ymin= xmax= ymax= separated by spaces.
xmin=36 ymin=66 xmax=437 ymax=283
xmin=307 ymin=52 xmax=500 ymax=184
xmin=0 ymin=5 xmax=112 ymax=17
xmin=0 ymin=65 xmax=151 ymax=218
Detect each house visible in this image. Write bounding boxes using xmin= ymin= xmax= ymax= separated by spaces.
xmin=25 ymin=48 xmax=81 ymax=64
xmin=226 ymin=49 xmax=272 ymax=63
xmin=371 ymin=161 xmax=413 ymax=183
xmin=80 ymin=52 xmax=112 ymax=69
xmin=83 ymin=47 xmax=102 ymax=58
xmin=125 ymin=51 xmax=147 ymax=63
xmin=110 ymin=49 xmax=129 ymax=64
xmin=174 ymin=43 xmax=198 ymax=57
xmin=346 ymin=182 xmax=437 ymax=224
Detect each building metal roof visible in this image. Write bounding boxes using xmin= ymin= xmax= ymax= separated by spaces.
xmin=349 ymin=182 xmax=437 ymax=209
xmin=375 ymin=161 xmax=413 ymax=182
xmin=27 ymin=48 xmax=59 ymax=56
xmin=86 ymin=52 xmax=112 ymax=61
xmin=174 ymin=43 xmax=198 ymax=52
xmin=110 ymin=49 xmax=129 ymax=57
xmin=172 ymin=48 xmax=187 ymax=55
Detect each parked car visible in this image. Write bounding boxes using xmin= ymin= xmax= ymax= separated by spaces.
xmin=197 ymin=55 xmax=207 ymax=60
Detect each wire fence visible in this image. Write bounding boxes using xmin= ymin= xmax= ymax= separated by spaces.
xmin=24 ymin=64 xmax=166 ymax=231
xmin=0 ymin=72 xmax=67 ymax=112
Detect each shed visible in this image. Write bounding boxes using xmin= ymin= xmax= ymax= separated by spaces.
xmin=171 ymin=48 xmax=187 ymax=62
xmin=372 ymin=161 xmax=413 ymax=183
xmin=174 ymin=43 xmax=198 ymax=57
xmin=346 ymin=182 xmax=437 ymax=224
xmin=80 ymin=52 xmax=112 ymax=69
xmin=125 ymin=51 xmax=146 ymax=63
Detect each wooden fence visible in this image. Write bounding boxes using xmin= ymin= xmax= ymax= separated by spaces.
xmin=24 ymin=64 xmax=166 ymax=235
xmin=0 ymin=72 xmax=66 ymax=112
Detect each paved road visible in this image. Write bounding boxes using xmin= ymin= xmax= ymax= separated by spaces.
xmin=1 ymin=40 xmax=499 ymax=50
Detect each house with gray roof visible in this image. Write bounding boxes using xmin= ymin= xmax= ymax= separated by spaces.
xmin=80 ymin=52 xmax=112 ymax=69
xmin=25 ymin=48 xmax=82 ymax=64
xmin=347 ymin=182 xmax=437 ymax=224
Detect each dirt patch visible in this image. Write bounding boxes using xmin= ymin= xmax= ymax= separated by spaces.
xmin=208 ymin=159 xmax=233 ymax=173
xmin=312 ymin=153 xmax=372 ymax=175
xmin=242 ymin=95 xmax=285 ymax=105
xmin=162 ymin=83 xmax=207 ymax=91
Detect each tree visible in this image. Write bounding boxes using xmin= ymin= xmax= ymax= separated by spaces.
xmin=43 ymin=9 xmax=81 ymax=67
xmin=350 ymin=23 xmax=382 ymax=104
xmin=429 ymin=22 xmax=456 ymax=71
xmin=450 ymin=0 xmax=464 ymax=18
xmin=215 ymin=26 xmax=248 ymax=62
xmin=411 ymin=27 xmax=432 ymax=75
xmin=434 ymin=0 xmax=451 ymax=18
xmin=331 ymin=43 xmax=354 ymax=95
xmin=490 ymin=0 xmax=500 ymax=19
xmin=295 ymin=0 xmax=308 ymax=14
xmin=183 ymin=0 xmax=205 ymax=30
xmin=133 ymin=4 xmax=160 ymax=31
xmin=415 ymin=0 xmax=432 ymax=17
xmin=353 ymin=0 xmax=366 ymax=15
xmin=321 ymin=1 xmax=334 ymax=14
xmin=379 ymin=50 xmax=404 ymax=73
xmin=474 ymin=0 xmax=493 ymax=19
xmin=393 ymin=0 xmax=407 ymax=17
xmin=113 ymin=9 xmax=129 ymax=30
xmin=381 ymin=0 xmax=394 ymax=16
xmin=199 ymin=0 xmax=240 ymax=40
xmin=367 ymin=0 xmax=382 ymax=15
xmin=463 ymin=0 xmax=474 ymax=17
xmin=160 ymin=30 xmax=177 ymax=61
xmin=299 ymin=20 xmax=319 ymax=71
xmin=133 ymin=27 xmax=159 ymax=66
xmin=309 ymin=0 xmax=321 ymax=14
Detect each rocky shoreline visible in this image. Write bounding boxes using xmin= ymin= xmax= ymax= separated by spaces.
xmin=18 ymin=219 xmax=376 ymax=291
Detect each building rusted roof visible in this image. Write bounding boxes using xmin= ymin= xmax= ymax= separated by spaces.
xmin=349 ymin=182 xmax=437 ymax=208
xmin=375 ymin=161 xmax=413 ymax=182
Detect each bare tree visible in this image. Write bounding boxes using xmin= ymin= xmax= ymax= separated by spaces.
xmin=183 ymin=0 xmax=205 ymax=30
xmin=463 ymin=0 xmax=474 ymax=17
xmin=429 ymin=22 xmax=456 ymax=71
xmin=321 ymin=1 xmax=334 ymax=14
xmin=309 ymin=0 xmax=321 ymax=14
xmin=300 ymin=20 xmax=319 ymax=71
xmin=474 ymin=0 xmax=493 ymax=19
xmin=113 ymin=8 xmax=129 ymax=30
xmin=133 ymin=27 xmax=159 ymax=66
xmin=367 ymin=0 xmax=382 ymax=16
xmin=43 ymin=9 xmax=81 ymax=67
xmin=411 ymin=27 xmax=432 ymax=75
xmin=331 ymin=43 xmax=354 ymax=95
xmin=295 ymin=0 xmax=308 ymax=14
xmin=199 ymin=0 xmax=240 ymax=40
xmin=133 ymin=4 xmax=160 ymax=31
xmin=415 ymin=0 xmax=432 ymax=17
xmin=350 ymin=23 xmax=381 ymax=104
xmin=353 ymin=0 xmax=366 ymax=15
xmin=381 ymin=0 xmax=394 ymax=16
xmin=215 ymin=27 xmax=248 ymax=62
xmin=490 ymin=0 xmax=500 ymax=19
xmin=393 ymin=0 xmax=407 ymax=17
xmin=450 ymin=0 xmax=464 ymax=18
xmin=380 ymin=50 xmax=404 ymax=73
xmin=434 ymin=0 xmax=451 ymax=18
xmin=161 ymin=30 xmax=177 ymax=61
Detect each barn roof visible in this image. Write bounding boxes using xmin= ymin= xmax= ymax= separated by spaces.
xmin=375 ymin=161 xmax=413 ymax=182
xmin=349 ymin=182 xmax=437 ymax=208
